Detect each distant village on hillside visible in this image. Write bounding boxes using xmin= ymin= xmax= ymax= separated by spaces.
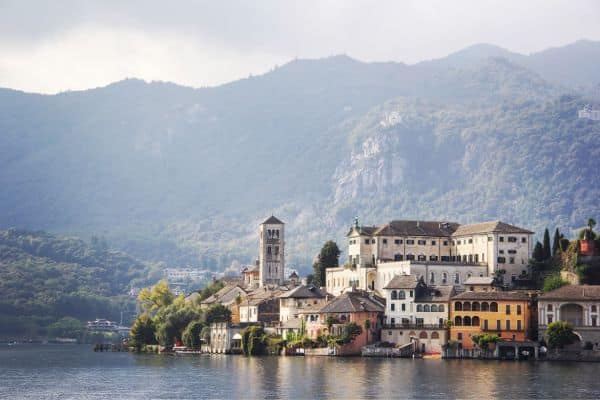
xmin=127 ymin=215 xmax=600 ymax=361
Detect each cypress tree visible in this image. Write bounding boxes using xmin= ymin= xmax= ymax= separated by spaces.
xmin=543 ymin=228 xmax=551 ymax=260
xmin=552 ymin=228 xmax=560 ymax=256
xmin=533 ymin=241 xmax=544 ymax=262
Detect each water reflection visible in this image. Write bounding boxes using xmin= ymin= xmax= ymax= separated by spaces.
xmin=2 ymin=345 xmax=600 ymax=399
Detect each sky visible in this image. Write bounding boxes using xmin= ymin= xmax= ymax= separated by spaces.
xmin=1 ymin=0 xmax=600 ymax=94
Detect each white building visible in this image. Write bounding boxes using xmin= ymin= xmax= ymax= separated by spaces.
xmin=278 ymin=284 xmax=330 ymax=322
xmin=381 ymin=274 xmax=453 ymax=353
xmin=326 ymin=219 xmax=533 ymax=296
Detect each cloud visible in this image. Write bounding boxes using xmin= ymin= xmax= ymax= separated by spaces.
xmin=1 ymin=0 xmax=599 ymax=93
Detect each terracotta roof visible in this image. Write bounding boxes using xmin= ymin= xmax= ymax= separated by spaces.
xmin=452 ymin=221 xmax=533 ymax=236
xmin=416 ymin=285 xmax=455 ymax=303
xmin=319 ymin=290 xmax=385 ymax=314
xmin=451 ymin=290 xmax=533 ymax=301
xmin=279 ymin=284 xmax=329 ymax=299
xmin=373 ymin=220 xmax=459 ymax=237
xmin=539 ymin=285 xmax=600 ymax=301
xmin=262 ymin=215 xmax=284 ymax=225
xmin=384 ymin=274 xmax=419 ymax=289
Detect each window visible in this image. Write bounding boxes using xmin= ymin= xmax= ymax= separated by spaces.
xmin=394 ymin=254 xmax=403 ymax=261
xmin=454 ymin=302 xmax=462 ymax=311
xmin=391 ymin=303 xmax=395 ymax=311
xmin=438 ymin=305 xmax=444 ymax=312
xmin=431 ymin=332 xmax=440 ymax=339
xmin=454 ymin=273 xmax=460 ymax=284
xmin=592 ymin=316 xmax=597 ymax=327
xmin=488 ymin=236 xmax=493 ymax=242
xmin=406 ymin=240 xmax=415 ymax=245
xmin=499 ymin=236 xmax=505 ymax=242
xmin=484 ymin=320 xmax=488 ymax=330
xmin=274 ymin=246 xmax=279 ymax=255
xmin=592 ymin=305 xmax=597 ymax=313
xmin=267 ymin=246 xmax=272 ymax=255
xmin=390 ymin=318 xmax=395 ymax=326
xmin=457 ymin=333 xmax=463 ymax=340
xmin=468 ymin=239 xmax=473 ymax=244
xmin=391 ymin=290 xmax=398 ymax=300
xmin=517 ymin=320 xmax=522 ymax=331
xmin=394 ymin=239 xmax=402 ymax=245
xmin=416 ymin=318 xmax=424 ymax=327
xmin=499 ymin=250 xmax=505 ymax=254
xmin=472 ymin=302 xmax=480 ymax=311
xmin=497 ymin=257 xmax=506 ymax=264
xmin=431 ymin=305 xmax=438 ymax=312
xmin=522 ymin=237 xmax=526 ymax=243
xmin=442 ymin=273 xmax=448 ymax=284
xmin=424 ymin=305 xmax=430 ymax=312
xmin=364 ymin=239 xmax=369 ymax=245
xmin=430 ymin=255 xmax=438 ymax=261
xmin=416 ymin=305 xmax=423 ymax=312
xmin=406 ymin=254 xmax=415 ymax=261
xmin=409 ymin=290 xmax=413 ymax=297
xmin=418 ymin=254 xmax=426 ymax=261
xmin=441 ymin=256 xmax=450 ymax=262
xmin=508 ymin=236 xmax=517 ymax=243
xmin=430 ymin=271 xmax=435 ymax=283
xmin=517 ymin=305 xmax=522 ymax=315
xmin=383 ymin=239 xmax=388 ymax=245
xmin=496 ymin=320 xmax=501 ymax=330
xmin=481 ymin=302 xmax=489 ymax=311
xmin=509 ymin=257 xmax=515 ymax=264
xmin=548 ymin=315 xmax=553 ymax=323
xmin=401 ymin=303 xmax=406 ymax=311
xmin=398 ymin=290 xmax=406 ymax=299
xmin=508 ymin=250 xmax=517 ymax=254
xmin=506 ymin=320 xmax=511 ymax=330
xmin=418 ymin=240 xmax=426 ymax=245
xmin=455 ymin=316 xmax=462 ymax=326
xmin=443 ymin=241 xmax=448 ymax=246
xmin=472 ymin=316 xmax=480 ymax=327
xmin=490 ymin=302 xmax=498 ymax=312
xmin=432 ymin=240 xmax=437 ymax=245
xmin=547 ymin=304 xmax=553 ymax=312
xmin=372 ymin=239 xmax=376 ymax=244
xmin=464 ymin=316 xmax=471 ymax=326
xmin=463 ymin=302 xmax=471 ymax=311
xmin=506 ymin=305 xmax=511 ymax=315
xmin=419 ymin=331 xmax=428 ymax=339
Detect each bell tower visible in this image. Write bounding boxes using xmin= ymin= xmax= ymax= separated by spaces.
xmin=259 ymin=216 xmax=285 ymax=287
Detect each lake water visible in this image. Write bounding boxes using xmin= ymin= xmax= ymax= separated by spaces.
xmin=1 ymin=344 xmax=600 ymax=399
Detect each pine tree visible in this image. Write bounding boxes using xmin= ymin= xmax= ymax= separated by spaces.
xmin=543 ymin=228 xmax=551 ymax=260
xmin=552 ymin=228 xmax=560 ymax=256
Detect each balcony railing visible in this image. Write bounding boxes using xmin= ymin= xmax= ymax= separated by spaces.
xmin=383 ymin=323 xmax=446 ymax=330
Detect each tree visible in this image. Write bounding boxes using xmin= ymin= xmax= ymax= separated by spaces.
xmin=154 ymin=302 xmax=202 ymax=347
xmin=533 ymin=241 xmax=544 ymax=262
xmin=542 ymin=274 xmax=569 ymax=292
xmin=47 ymin=317 xmax=85 ymax=339
xmin=552 ymin=228 xmax=560 ymax=256
xmin=471 ymin=333 xmax=500 ymax=351
xmin=138 ymin=280 xmax=174 ymax=313
xmin=546 ymin=321 xmax=577 ymax=348
xmin=313 ymin=241 xmax=341 ymax=287
xmin=182 ymin=320 xmax=205 ymax=349
xmin=543 ymin=228 xmax=551 ymax=261
xmin=325 ymin=316 xmax=335 ymax=334
xmin=130 ymin=313 xmax=158 ymax=349
xmin=588 ymin=218 xmax=597 ymax=232
xmin=205 ymin=304 xmax=232 ymax=325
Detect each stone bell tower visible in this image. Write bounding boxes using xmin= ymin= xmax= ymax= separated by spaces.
xmin=259 ymin=216 xmax=285 ymax=287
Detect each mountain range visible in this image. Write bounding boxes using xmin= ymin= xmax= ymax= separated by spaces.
xmin=1 ymin=40 xmax=599 ymax=274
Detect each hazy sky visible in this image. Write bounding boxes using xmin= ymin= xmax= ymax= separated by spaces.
xmin=1 ymin=0 xmax=599 ymax=93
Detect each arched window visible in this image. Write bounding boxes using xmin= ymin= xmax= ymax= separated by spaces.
xmin=472 ymin=316 xmax=480 ymax=327
xmin=409 ymin=331 xmax=417 ymax=337
xmin=431 ymin=305 xmax=438 ymax=312
xmin=463 ymin=316 xmax=471 ymax=326
xmin=391 ymin=290 xmax=398 ymax=300
xmin=463 ymin=302 xmax=471 ymax=311
xmin=547 ymin=304 xmax=553 ymax=312
xmin=419 ymin=331 xmax=428 ymax=339
xmin=398 ymin=290 xmax=406 ymax=299
xmin=340 ymin=315 xmax=347 ymax=322
xmin=454 ymin=302 xmax=462 ymax=311
xmin=431 ymin=332 xmax=440 ymax=339
xmin=424 ymin=305 xmax=430 ymax=312
xmin=438 ymin=305 xmax=444 ymax=312
xmin=416 ymin=305 xmax=423 ymax=312
xmin=481 ymin=302 xmax=489 ymax=311
xmin=454 ymin=316 xmax=462 ymax=326
xmin=472 ymin=302 xmax=480 ymax=311
xmin=490 ymin=302 xmax=498 ymax=312
xmin=592 ymin=305 xmax=597 ymax=313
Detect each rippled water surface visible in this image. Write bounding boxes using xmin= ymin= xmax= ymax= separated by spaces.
xmin=1 ymin=344 xmax=600 ymax=399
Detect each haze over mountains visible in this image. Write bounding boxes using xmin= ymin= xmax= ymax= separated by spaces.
xmin=1 ymin=40 xmax=599 ymax=274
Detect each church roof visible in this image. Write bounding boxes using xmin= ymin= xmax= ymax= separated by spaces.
xmin=262 ymin=215 xmax=284 ymax=225
xmin=452 ymin=221 xmax=533 ymax=236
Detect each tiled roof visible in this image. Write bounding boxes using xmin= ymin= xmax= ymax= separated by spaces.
xmin=452 ymin=221 xmax=533 ymax=236
xmin=262 ymin=215 xmax=284 ymax=225
xmin=201 ymin=285 xmax=247 ymax=305
xmin=319 ymin=290 xmax=385 ymax=314
xmin=346 ymin=226 xmax=378 ymax=237
xmin=373 ymin=220 xmax=459 ymax=237
xmin=539 ymin=285 xmax=600 ymax=301
xmin=451 ymin=290 xmax=533 ymax=301
xmin=384 ymin=274 xmax=419 ymax=289
xmin=279 ymin=284 xmax=329 ymax=299
xmin=416 ymin=285 xmax=455 ymax=303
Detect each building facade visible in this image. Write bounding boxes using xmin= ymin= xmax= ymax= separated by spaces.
xmin=259 ymin=216 xmax=285 ymax=287
xmin=538 ymin=285 xmax=600 ymax=346
xmin=278 ymin=285 xmax=330 ymax=322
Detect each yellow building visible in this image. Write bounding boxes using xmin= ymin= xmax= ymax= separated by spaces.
xmin=449 ymin=290 xmax=534 ymax=349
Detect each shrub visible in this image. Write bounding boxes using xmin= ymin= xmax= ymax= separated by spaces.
xmin=542 ymin=274 xmax=569 ymax=292
xmin=546 ymin=321 xmax=577 ymax=348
